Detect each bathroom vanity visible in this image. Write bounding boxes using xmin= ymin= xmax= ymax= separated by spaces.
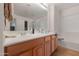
xmin=3 ymin=3 xmax=58 ymax=56
xmin=4 ymin=33 xmax=58 ymax=56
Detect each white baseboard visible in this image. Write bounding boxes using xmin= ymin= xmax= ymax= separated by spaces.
xmin=58 ymin=40 xmax=79 ymax=51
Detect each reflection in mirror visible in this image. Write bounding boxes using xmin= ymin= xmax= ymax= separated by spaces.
xmin=4 ymin=3 xmax=48 ymax=34
xmin=10 ymin=18 xmax=16 ymax=31
xmin=24 ymin=21 xmax=28 ymax=31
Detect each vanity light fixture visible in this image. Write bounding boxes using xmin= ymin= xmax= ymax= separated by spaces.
xmin=41 ymin=3 xmax=48 ymax=8
xmin=36 ymin=3 xmax=48 ymax=10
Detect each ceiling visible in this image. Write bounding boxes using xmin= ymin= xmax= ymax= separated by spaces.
xmin=14 ymin=3 xmax=48 ymax=19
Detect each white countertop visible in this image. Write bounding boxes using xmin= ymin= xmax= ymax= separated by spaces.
xmin=4 ymin=33 xmax=55 ymax=46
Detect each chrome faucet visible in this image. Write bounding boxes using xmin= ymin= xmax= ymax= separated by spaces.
xmin=32 ymin=27 xmax=34 ymax=34
xmin=32 ymin=21 xmax=35 ymax=34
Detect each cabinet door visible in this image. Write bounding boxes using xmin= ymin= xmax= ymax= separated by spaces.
xmin=19 ymin=50 xmax=33 ymax=56
xmin=33 ymin=44 xmax=44 ymax=56
xmin=45 ymin=36 xmax=51 ymax=56
xmin=51 ymin=38 xmax=55 ymax=53
xmin=45 ymin=41 xmax=51 ymax=56
xmin=51 ymin=36 xmax=58 ymax=53
xmin=54 ymin=37 xmax=58 ymax=49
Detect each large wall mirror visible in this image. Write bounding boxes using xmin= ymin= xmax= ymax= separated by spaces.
xmin=5 ymin=3 xmax=48 ymax=33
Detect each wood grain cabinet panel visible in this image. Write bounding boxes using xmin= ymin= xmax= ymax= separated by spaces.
xmin=54 ymin=37 xmax=58 ymax=50
xmin=45 ymin=36 xmax=51 ymax=56
xmin=51 ymin=36 xmax=58 ymax=53
xmin=33 ymin=44 xmax=45 ymax=56
xmin=19 ymin=50 xmax=33 ymax=56
xmin=51 ymin=37 xmax=55 ymax=53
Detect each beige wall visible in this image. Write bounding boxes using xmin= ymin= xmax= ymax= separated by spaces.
xmin=60 ymin=5 xmax=79 ymax=51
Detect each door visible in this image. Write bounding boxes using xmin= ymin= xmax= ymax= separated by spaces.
xmin=33 ymin=44 xmax=44 ymax=56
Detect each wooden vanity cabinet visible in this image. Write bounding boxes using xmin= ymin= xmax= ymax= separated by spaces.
xmin=4 ymin=35 xmax=58 ymax=56
xmin=4 ymin=37 xmax=45 ymax=56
